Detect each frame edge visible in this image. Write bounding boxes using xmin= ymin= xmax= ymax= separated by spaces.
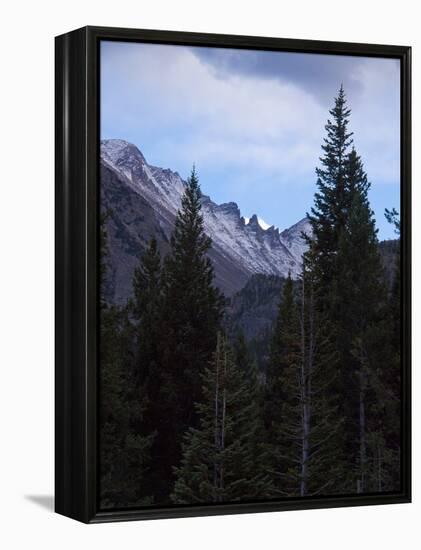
xmin=55 ymin=26 xmax=412 ymax=523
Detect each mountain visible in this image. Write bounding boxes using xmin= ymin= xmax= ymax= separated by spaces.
xmin=225 ymin=274 xmax=286 ymax=371
xmin=100 ymin=139 xmax=312 ymax=303
xmin=226 ymin=274 xmax=285 ymax=340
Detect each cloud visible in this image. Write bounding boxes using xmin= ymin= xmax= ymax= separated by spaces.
xmin=191 ymin=48 xmax=367 ymax=105
xmin=100 ymin=41 xmax=400 ymax=237
xmin=101 ymin=42 xmax=326 ymax=177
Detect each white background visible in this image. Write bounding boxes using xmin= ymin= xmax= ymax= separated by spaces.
xmin=0 ymin=0 xmax=418 ymax=547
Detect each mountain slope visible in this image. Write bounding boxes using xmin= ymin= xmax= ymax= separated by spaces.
xmin=100 ymin=139 xmax=312 ymax=302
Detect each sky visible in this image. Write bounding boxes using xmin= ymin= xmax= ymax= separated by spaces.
xmin=100 ymin=41 xmax=400 ymax=239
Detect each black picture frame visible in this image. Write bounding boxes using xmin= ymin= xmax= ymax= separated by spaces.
xmin=55 ymin=25 xmax=412 ymax=523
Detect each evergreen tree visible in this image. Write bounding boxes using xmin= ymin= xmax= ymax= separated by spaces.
xmin=130 ymin=238 xmax=166 ymax=497
xmin=385 ymin=207 xmax=401 ymax=344
xmin=100 ymin=305 xmax=154 ymax=507
xmin=266 ymin=266 xmax=343 ymax=497
xmin=172 ymin=333 xmax=272 ymax=504
xmin=372 ymin=207 xmax=401 ymax=491
xmin=385 ymin=207 xmax=400 ymax=235
xmin=265 ymin=273 xmax=296 ymax=432
xmin=265 ymin=274 xmax=300 ymax=495
xmin=305 ymin=87 xmax=399 ymax=494
xmin=158 ymin=167 xmax=224 ymax=496
xmin=132 ymin=238 xmax=162 ymax=411
xmin=336 ymin=149 xmax=397 ymax=493
xmin=307 ymin=84 xmax=354 ymax=302
xmin=99 ymin=216 xmax=154 ymax=507
xmin=232 ymin=331 xmax=260 ymax=388
xmin=99 ymin=210 xmax=112 ymax=309
xmin=232 ymin=331 xmax=271 ymax=487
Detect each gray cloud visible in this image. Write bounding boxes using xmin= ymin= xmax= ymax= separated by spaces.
xmin=101 ymin=41 xmax=400 ymax=238
xmin=191 ymin=47 xmax=372 ymax=104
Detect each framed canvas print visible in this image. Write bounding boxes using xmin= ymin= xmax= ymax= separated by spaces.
xmin=55 ymin=26 xmax=411 ymax=523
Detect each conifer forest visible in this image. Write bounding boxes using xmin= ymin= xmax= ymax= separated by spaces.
xmin=99 ymin=85 xmax=401 ymax=509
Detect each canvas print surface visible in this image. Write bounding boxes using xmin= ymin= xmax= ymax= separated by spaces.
xmin=99 ymin=40 xmax=401 ymax=509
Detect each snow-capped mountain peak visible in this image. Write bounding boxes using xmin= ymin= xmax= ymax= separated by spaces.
xmin=101 ymin=139 xmax=186 ymax=218
xmin=100 ymin=139 xmax=311 ymax=297
xmin=244 ymin=215 xmax=274 ymax=231
xmin=257 ymin=217 xmax=271 ymax=230
xmin=101 ymin=139 xmax=147 ymax=168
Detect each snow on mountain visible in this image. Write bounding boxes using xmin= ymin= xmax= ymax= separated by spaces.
xmin=258 ymin=217 xmax=271 ymax=230
xmin=280 ymin=217 xmax=312 ymax=264
xmin=243 ymin=216 xmax=272 ymax=230
xmin=101 ymin=139 xmax=186 ymax=220
xmin=100 ymin=139 xmax=311 ymax=297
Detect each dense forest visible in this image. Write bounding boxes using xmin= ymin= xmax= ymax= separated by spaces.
xmin=99 ymin=86 xmax=401 ymax=508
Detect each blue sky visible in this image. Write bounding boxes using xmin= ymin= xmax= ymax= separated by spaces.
xmin=100 ymin=41 xmax=400 ymax=239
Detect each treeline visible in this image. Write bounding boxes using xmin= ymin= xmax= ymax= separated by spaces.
xmin=99 ymin=86 xmax=400 ymax=509
xmin=265 ymin=87 xmax=400 ymax=496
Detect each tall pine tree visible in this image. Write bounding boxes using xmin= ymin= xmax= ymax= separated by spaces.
xmin=336 ymin=149 xmax=396 ymax=492
xmin=232 ymin=331 xmax=270 ymax=488
xmin=264 ymin=274 xmax=296 ymax=434
xmin=131 ymin=238 xmax=166 ymax=497
xmin=132 ymin=238 xmax=163 ymax=417
xmin=307 ymin=84 xmax=354 ymax=304
xmin=172 ymin=332 xmax=272 ymax=504
xmin=265 ymin=268 xmax=343 ymax=497
xmin=158 ymin=167 xmax=224 ymax=497
xmin=306 ymin=86 xmax=398 ymax=494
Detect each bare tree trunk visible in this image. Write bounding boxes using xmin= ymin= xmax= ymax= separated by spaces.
xmin=300 ymin=276 xmax=309 ymax=497
xmin=301 ymin=405 xmax=309 ymax=497
xmin=220 ymin=344 xmax=227 ymax=500
xmin=301 ymin=279 xmax=315 ymax=497
xmin=213 ymin=334 xmax=221 ymax=500
xmin=358 ymin=368 xmax=366 ymax=494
